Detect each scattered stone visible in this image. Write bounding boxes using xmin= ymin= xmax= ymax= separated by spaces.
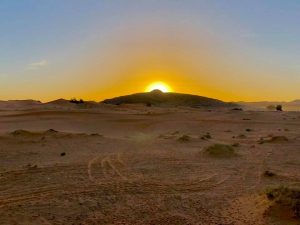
xmin=90 ymin=133 xmax=102 ymax=137
xmin=24 ymin=163 xmax=38 ymax=170
xmin=237 ymin=134 xmax=246 ymax=139
xmin=232 ymin=143 xmax=240 ymax=147
xmin=263 ymin=170 xmax=276 ymax=177
xmin=232 ymin=108 xmax=243 ymax=111
xmin=201 ymin=132 xmax=212 ymax=140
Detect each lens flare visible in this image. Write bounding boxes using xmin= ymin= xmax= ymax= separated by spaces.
xmin=145 ymin=82 xmax=172 ymax=92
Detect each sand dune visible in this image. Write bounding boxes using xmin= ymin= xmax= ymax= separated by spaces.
xmin=0 ymin=105 xmax=300 ymax=224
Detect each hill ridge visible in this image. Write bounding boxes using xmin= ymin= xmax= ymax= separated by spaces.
xmin=102 ymin=90 xmax=236 ymax=107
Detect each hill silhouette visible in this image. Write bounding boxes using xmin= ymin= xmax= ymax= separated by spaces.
xmin=102 ymin=89 xmax=237 ymax=107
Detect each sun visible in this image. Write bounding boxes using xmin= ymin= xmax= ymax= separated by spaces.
xmin=145 ymin=81 xmax=172 ymax=93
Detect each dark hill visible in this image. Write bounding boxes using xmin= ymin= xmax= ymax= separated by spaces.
xmin=102 ymin=90 xmax=237 ymax=108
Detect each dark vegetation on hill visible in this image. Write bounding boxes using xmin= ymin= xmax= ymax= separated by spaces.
xmin=102 ymin=89 xmax=237 ymax=107
xmin=44 ymin=98 xmax=99 ymax=108
xmin=69 ymin=98 xmax=85 ymax=104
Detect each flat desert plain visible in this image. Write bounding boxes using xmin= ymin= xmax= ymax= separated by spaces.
xmin=0 ymin=104 xmax=300 ymax=225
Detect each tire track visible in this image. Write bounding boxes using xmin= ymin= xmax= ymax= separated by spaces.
xmin=87 ymin=153 xmax=229 ymax=194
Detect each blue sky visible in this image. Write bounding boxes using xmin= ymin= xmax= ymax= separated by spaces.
xmin=1 ymin=0 xmax=300 ymax=101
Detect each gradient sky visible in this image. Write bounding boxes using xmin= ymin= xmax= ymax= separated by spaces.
xmin=1 ymin=0 xmax=299 ymax=102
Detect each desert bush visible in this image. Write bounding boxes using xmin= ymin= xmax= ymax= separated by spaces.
xmin=276 ymin=105 xmax=283 ymax=111
xmin=177 ymin=135 xmax=190 ymax=142
xmin=70 ymin=98 xmax=84 ymax=104
xmin=266 ymin=186 xmax=300 ymax=218
xmin=203 ymin=144 xmax=236 ymax=158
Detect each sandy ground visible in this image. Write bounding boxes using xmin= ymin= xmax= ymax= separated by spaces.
xmin=0 ymin=104 xmax=300 ymax=225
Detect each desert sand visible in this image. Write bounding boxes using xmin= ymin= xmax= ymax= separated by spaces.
xmin=0 ymin=103 xmax=300 ymax=225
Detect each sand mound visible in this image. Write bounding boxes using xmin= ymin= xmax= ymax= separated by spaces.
xmin=259 ymin=136 xmax=289 ymax=144
xmin=8 ymin=129 xmax=92 ymax=138
xmin=147 ymin=214 xmax=193 ymax=225
xmin=10 ymin=129 xmax=37 ymax=136
xmin=45 ymin=129 xmax=59 ymax=134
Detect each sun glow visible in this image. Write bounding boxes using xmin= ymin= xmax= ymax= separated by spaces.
xmin=145 ymin=82 xmax=172 ymax=93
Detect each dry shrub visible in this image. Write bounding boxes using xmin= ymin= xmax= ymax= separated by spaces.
xmin=203 ymin=144 xmax=237 ymax=158
xmin=263 ymin=170 xmax=276 ymax=177
xmin=178 ymin=135 xmax=190 ymax=142
xmin=266 ymin=186 xmax=300 ymax=218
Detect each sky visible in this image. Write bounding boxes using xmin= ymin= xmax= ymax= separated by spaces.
xmin=0 ymin=0 xmax=300 ymax=102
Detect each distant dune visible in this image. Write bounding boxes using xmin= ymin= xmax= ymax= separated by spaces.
xmin=0 ymin=100 xmax=41 ymax=110
xmin=45 ymin=98 xmax=71 ymax=106
xmin=102 ymin=89 xmax=237 ymax=107
xmin=2 ymin=94 xmax=299 ymax=111
xmin=45 ymin=99 xmax=101 ymax=109
xmin=0 ymin=99 xmax=103 ymax=111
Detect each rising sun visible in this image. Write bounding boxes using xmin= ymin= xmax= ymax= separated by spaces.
xmin=145 ymin=81 xmax=172 ymax=93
